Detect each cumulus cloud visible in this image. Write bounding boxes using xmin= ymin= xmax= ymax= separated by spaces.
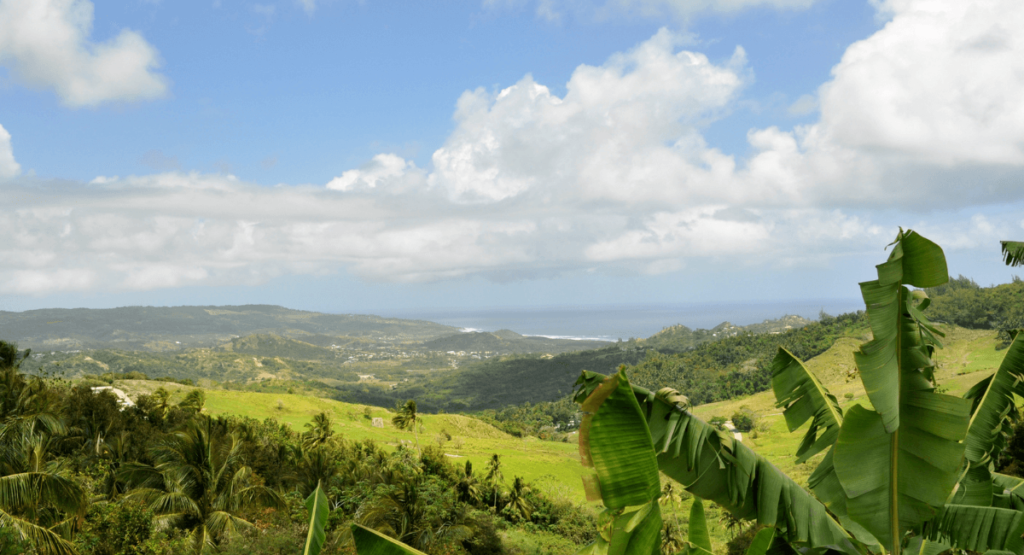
xmin=427 ymin=29 xmax=748 ymax=204
xmin=0 ymin=0 xmax=168 ymax=107
xmin=0 ymin=124 xmax=19 ymax=179
xmin=8 ymin=2 xmax=1024 ymax=296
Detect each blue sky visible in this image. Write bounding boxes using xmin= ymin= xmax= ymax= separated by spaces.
xmin=1 ymin=0 xmax=1022 ymax=317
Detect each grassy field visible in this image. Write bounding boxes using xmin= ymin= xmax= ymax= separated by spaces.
xmin=108 ymin=324 xmax=1012 ymax=555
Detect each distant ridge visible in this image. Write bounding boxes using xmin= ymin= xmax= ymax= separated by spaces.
xmin=0 ymin=305 xmax=458 ymax=350
xmin=638 ymin=314 xmax=812 ymax=352
xmin=421 ymin=329 xmax=609 ymax=355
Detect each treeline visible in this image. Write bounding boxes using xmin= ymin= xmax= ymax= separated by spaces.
xmin=925 ymin=275 xmax=1024 ymax=341
xmin=623 ymin=311 xmax=865 ymax=406
xmin=333 ymin=345 xmax=651 ymax=412
xmin=336 ymin=312 xmax=866 ymax=413
xmin=0 ymin=340 xmax=594 ymax=555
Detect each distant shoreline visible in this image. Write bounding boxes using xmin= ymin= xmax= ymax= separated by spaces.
xmin=385 ymin=299 xmax=862 ymax=341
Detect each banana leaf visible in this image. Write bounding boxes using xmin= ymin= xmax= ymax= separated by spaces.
xmin=831 ymin=230 xmax=976 ymax=554
xmin=686 ymin=497 xmax=713 ymax=555
xmin=745 ymin=527 xmax=778 ymax=555
xmin=770 ymin=347 xmax=843 ymax=464
xmin=351 ymin=524 xmax=428 ymax=555
xmin=951 ymin=335 xmax=1024 ymax=506
xmin=576 ymin=370 xmax=662 ymax=555
xmin=1002 ymin=241 xmax=1024 ymax=267
xmin=923 ymin=504 xmax=1024 ymax=554
xmin=574 ymin=372 xmax=864 ymax=555
xmin=855 ymin=230 xmax=947 ymax=434
xmin=302 ymin=481 xmax=329 ymax=555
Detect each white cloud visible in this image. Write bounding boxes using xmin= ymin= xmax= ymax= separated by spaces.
xmin=326 ymin=154 xmax=422 ymax=192
xmin=0 ymin=0 xmax=168 ymax=107
xmin=8 ymin=5 xmax=1024 ymax=296
xmin=0 ymin=124 xmax=19 ymax=179
xmin=297 ymin=0 xmax=316 ymax=15
xmin=816 ymin=0 xmax=1024 ymax=166
xmin=426 ymin=29 xmax=747 ymax=204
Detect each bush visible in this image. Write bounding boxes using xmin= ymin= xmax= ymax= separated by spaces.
xmin=75 ymin=501 xmax=155 ymax=555
xmin=709 ymin=416 xmax=728 ymax=431
xmin=730 ymin=411 xmax=755 ymax=433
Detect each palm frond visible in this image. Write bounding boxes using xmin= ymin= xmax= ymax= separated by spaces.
xmin=0 ymin=508 xmax=77 ymax=555
xmin=1002 ymin=241 xmax=1024 ymax=267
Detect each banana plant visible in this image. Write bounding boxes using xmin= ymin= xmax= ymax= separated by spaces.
xmin=767 ymin=230 xmax=1024 ymax=555
xmin=576 ymin=230 xmax=1024 ymax=555
xmin=302 ymin=481 xmax=330 ymax=555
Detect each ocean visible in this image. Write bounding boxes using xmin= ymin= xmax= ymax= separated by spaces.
xmin=384 ymin=299 xmax=863 ymax=342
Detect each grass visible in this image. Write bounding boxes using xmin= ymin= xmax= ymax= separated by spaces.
xmin=105 ymin=324 xmax=1012 ymax=555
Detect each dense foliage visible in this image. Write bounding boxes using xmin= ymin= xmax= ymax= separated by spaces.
xmin=622 ymin=311 xmax=865 ymax=406
xmin=925 ymin=275 xmax=1024 ymax=339
xmin=0 ymin=340 xmax=595 ymax=555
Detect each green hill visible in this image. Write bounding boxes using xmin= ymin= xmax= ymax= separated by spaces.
xmin=0 ymin=305 xmax=458 ymax=350
xmin=420 ymin=329 xmax=610 ymax=355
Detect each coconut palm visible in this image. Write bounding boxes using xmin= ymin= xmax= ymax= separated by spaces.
xmin=505 ymin=476 xmax=531 ymax=521
xmin=0 ymin=430 xmax=87 ymax=555
xmin=178 ymin=389 xmax=205 ymax=413
xmin=484 ymin=454 xmax=503 ymax=510
xmin=119 ymin=417 xmax=282 ymax=554
xmin=455 ymin=461 xmax=479 ymax=504
xmin=0 ymin=341 xmax=82 ymax=555
xmin=392 ymin=400 xmax=419 ymax=449
xmin=303 ymin=411 xmax=334 ymax=450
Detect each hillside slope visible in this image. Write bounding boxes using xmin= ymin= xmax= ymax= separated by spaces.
xmin=0 ymin=305 xmax=458 ymax=350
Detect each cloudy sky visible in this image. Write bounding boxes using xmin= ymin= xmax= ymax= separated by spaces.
xmin=1 ymin=0 xmax=1021 ymax=315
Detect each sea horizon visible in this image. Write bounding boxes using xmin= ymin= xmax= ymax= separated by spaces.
xmin=380 ymin=299 xmax=864 ymax=342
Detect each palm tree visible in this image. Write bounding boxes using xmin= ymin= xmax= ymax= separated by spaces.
xmin=178 ymin=389 xmax=205 ymax=413
xmin=119 ymin=417 xmax=282 ymax=554
xmin=455 ymin=461 xmax=479 ymax=504
xmin=391 ymin=400 xmax=419 ymax=449
xmin=151 ymin=387 xmax=172 ymax=419
xmin=291 ymin=443 xmax=342 ymax=497
xmin=0 ymin=430 xmax=87 ymax=555
xmin=506 ymin=476 xmax=531 ymax=521
xmin=303 ymin=411 xmax=334 ymax=450
xmin=355 ymin=480 xmax=475 ymax=552
xmin=484 ymin=454 xmax=503 ymax=511
xmin=0 ymin=341 xmax=83 ymax=555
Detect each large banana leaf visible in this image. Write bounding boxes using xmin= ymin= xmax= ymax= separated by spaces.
xmin=574 ymin=372 xmax=863 ymax=555
xmin=1002 ymin=241 xmax=1024 ymax=267
xmin=952 ymin=335 xmax=1024 ymax=506
xmin=686 ymin=497 xmax=713 ymax=555
xmin=767 ymin=348 xmax=879 ymax=548
xmin=770 ymin=347 xmax=843 ymax=463
xmin=833 ymin=398 xmax=970 ymax=551
xmin=302 ymin=481 xmax=329 ymax=555
xmin=855 ymin=230 xmax=947 ymax=433
xmin=831 ymin=230 xmax=974 ymax=554
xmin=923 ymin=504 xmax=1024 ymax=554
xmin=577 ymin=370 xmax=662 ymax=555
xmin=351 ymin=524 xmax=428 ymax=555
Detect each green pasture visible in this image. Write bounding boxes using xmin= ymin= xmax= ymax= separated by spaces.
xmin=108 ymin=324 xmax=1013 ymax=554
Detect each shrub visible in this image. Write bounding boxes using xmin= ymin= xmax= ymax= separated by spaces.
xmin=730 ymin=411 xmax=755 ymax=433
xmin=75 ymin=501 xmax=155 ymax=555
